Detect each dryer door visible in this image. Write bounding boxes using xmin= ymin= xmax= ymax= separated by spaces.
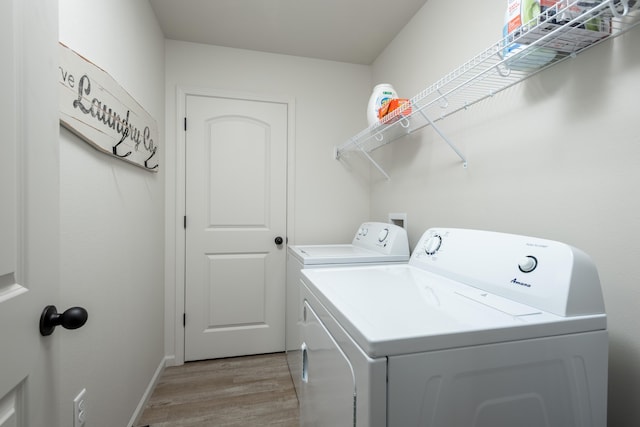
xmin=300 ymin=300 xmax=356 ymax=426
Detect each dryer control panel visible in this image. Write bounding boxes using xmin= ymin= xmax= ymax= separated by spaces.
xmin=411 ymin=228 xmax=604 ymax=318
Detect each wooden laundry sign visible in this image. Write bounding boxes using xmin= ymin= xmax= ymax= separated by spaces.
xmin=58 ymin=43 xmax=159 ymax=171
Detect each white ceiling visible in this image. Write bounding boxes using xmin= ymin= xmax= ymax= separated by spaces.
xmin=148 ymin=0 xmax=428 ymax=65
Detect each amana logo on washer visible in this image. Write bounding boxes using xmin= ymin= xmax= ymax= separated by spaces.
xmin=511 ymin=278 xmax=532 ymax=288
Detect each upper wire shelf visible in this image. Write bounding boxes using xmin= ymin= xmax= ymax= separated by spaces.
xmin=335 ymin=0 xmax=640 ymax=175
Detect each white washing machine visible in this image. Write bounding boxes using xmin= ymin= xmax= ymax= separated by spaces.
xmin=299 ymin=228 xmax=608 ymax=427
xmin=286 ymin=222 xmax=409 ymax=398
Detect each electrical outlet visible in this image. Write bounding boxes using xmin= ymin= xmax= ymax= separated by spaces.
xmin=73 ymin=388 xmax=87 ymax=427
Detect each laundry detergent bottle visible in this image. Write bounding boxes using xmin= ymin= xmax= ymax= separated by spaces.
xmin=367 ymin=84 xmax=397 ymax=126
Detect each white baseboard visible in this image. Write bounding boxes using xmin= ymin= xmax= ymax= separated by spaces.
xmin=164 ymin=354 xmax=177 ymax=367
xmin=127 ymin=355 xmax=169 ymax=427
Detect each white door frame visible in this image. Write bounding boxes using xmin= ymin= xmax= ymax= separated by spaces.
xmin=171 ymin=87 xmax=295 ymax=365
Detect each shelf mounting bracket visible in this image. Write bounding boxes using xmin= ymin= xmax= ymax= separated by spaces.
xmin=334 ymin=142 xmax=391 ymax=180
xmin=359 ymin=145 xmax=390 ymax=180
xmin=417 ymin=110 xmax=467 ymax=168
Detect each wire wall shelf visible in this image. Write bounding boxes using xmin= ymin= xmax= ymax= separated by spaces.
xmin=334 ymin=0 xmax=640 ymax=179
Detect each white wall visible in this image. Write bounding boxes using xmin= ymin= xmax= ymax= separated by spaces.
xmin=371 ymin=0 xmax=640 ymax=424
xmin=163 ymin=40 xmax=372 ymax=362
xmin=58 ymin=1 xmax=165 ymax=426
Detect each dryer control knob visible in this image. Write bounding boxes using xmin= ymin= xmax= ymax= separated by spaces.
xmin=424 ymin=235 xmax=442 ymax=255
xmin=518 ymin=256 xmax=538 ymax=273
xmin=378 ymin=228 xmax=389 ymax=242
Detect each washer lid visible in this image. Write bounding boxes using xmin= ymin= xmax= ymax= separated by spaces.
xmin=288 ymin=244 xmax=409 ymax=265
xmin=301 ymin=265 xmax=606 ymax=358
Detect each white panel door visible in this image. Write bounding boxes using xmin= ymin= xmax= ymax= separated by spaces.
xmin=185 ymin=94 xmax=288 ymax=361
xmin=0 ymin=0 xmax=60 ymax=426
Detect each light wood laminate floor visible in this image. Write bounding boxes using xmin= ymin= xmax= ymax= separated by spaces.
xmin=135 ymin=353 xmax=299 ymax=427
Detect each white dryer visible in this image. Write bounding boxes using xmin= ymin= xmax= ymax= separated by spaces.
xmin=286 ymin=222 xmax=409 ymax=398
xmin=299 ymin=228 xmax=608 ymax=427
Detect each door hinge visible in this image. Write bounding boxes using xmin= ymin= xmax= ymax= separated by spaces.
xmin=184 ymin=117 xmax=187 ymax=131
xmin=183 ymin=313 xmax=186 ymax=327
xmin=183 ymin=216 xmax=187 ymax=229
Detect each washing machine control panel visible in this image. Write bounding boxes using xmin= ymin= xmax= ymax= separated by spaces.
xmin=352 ymin=222 xmax=409 ymax=256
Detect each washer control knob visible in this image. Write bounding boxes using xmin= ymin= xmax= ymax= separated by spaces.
xmin=424 ymin=235 xmax=442 ymax=255
xmin=361 ymin=227 xmax=368 ymax=236
xmin=518 ymin=256 xmax=538 ymax=273
xmin=378 ymin=228 xmax=389 ymax=243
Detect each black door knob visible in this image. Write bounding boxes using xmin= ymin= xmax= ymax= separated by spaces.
xmin=274 ymin=236 xmax=284 ymax=245
xmin=40 ymin=305 xmax=88 ymax=336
